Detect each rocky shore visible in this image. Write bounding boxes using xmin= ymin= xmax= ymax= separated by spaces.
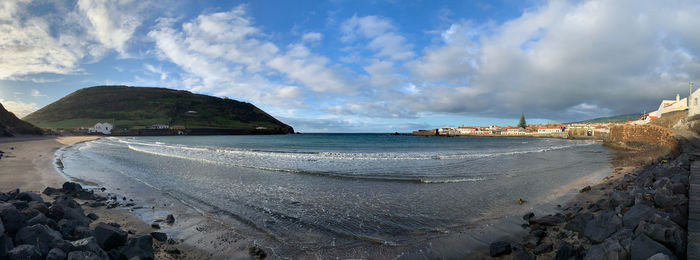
xmin=487 ymin=138 xmax=694 ymax=259
xmin=0 ymin=182 xmax=200 ymax=260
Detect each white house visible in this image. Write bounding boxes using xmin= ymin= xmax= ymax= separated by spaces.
xmin=650 ymin=94 xmax=687 ymax=118
xmin=438 ymin=127 xmax=457 ymax=136
xmin=537 ymin=126 xmax=562 ymax=134
xmin=690 ymin=86 xmax=700 ymax=117
xmin=149 ymin=124 xmax=169 ymax=129
xmin=456 ymin=127 xmax=475 ymax=135
xmin=88 ymin=122 xmax=113 ymax=134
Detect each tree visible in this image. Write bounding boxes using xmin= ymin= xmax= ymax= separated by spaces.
xmin=518 ymin=113 xmax=527 ymax=128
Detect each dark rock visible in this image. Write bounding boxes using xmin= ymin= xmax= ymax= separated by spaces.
xmin=0 ymin=203 xmax=26 ymax=234
xmin=584 ymin=239 xmax=628 ymax=260
xmin=647 ymin=253 xmax=672 ymax=260
xmin=249 ymin=245 xmax=267 ymax=259
xmin=584 ymin=211 xmax=622 ymax=244
xmin=8 ymin=244 xmax=41 ymax=260
xmin=533 ymin=242 xmax=553 ymax=255
xmin=52 ymin=196 xmax=90 ymax=226
xmin=151 ymin=223 xmax=160 ymax=229
xmin=522 ymin=212 xmax=534 ymax=221
xmin=532 ymin=229 xmax=547 ymax=238
xmin=0 ymin=235 xmax=14 ymax=258
xmin=554 ymin=242 xmax=578 ymax=260
xmin=623 ymin=204 xmax=657 ymax=229
xmin=15 ymin=224 xmax=63 ymax=257
xmin=87 ymin=213 xmax=98 ymax=221
xmin=523 ymin=234 xmax=541 ymax=249
xmin=610 ymin=191 xmax=634 ymax=208
xmin=46 ymin=248 xmax=66 ymax=260
xmin=150 ymin=232 xmax=167 ymax=242
xmin=489 ymin=241 xmax=511 ymax=257
xmin=565 ymin=212 xmax=593 ymax=237
xmin=70 ymin=237 xmax=108 ymax=260
xmin=634 ymin=220 xmax=685 ymax=256
xmin=17 ymin=192 xmax=44 ymax=203
xmin=57 ymin=219 xmax=77 ymax=239
xmin=166 ymin=214 xmax=175 ymax=224
xmin=165 ymin=246 xmax=181 ymax=255
xmin=87 ymin=202 xmax=105 ymax=208
xmin=580 ymin=185 xmax=591 ymax=193
xmin=512 ymin=250 xmax=535 ymax=260
xmin=26 ymin=212 xmax=49 ymax=226
xmin=30 ymin=202 xmax=49 ymax=215
xmin=66 ymin=251 xmax=101 ymax=260
xmin=94 ymin=222 xmax=127 ymax=251
xmin=43 ymin=187 xmax=62 ymax=196
xmin=630 ymin=234 xmax=674 ymax=260
xmin=529 ymin=214 xmax=565 ymax=227
xmin=61 ymin=182 xmax=83 ymax=194
xmin=119 ymin=235 xmax=154 ymax=260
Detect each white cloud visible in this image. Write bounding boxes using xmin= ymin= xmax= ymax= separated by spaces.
xmin=407 ymin=23 xmax=479 ymax=83
xmin=302 ymin=32 xmax=322 ymax=42
xmin=0 ymin=99 xmax=38 ymax=118
xmin=30 ymin=89 xmax=47 ymax=97
xmin=144 ymin=64 xmax=168 ymax=80
xmin=76 ymin=0 xmax=146 ymax=54
xmin=341 ymin=15 xmax=414 ymax=60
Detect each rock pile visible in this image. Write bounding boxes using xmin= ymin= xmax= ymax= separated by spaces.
xmin=0 ymin=182 xmax=156 ymax=260
xmin=489 ymin=152 xmax=690 ymax=259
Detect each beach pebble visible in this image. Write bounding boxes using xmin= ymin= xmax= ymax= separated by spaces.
xmin=151 ymin=223 xmax=160 ymax=229
xmin=248 ymin=245 xmax=267 ymax=259
xmin=166 ymin=214 xmax=175 ymax=224
xmin=489 ymin=241 xmax=511 ymax=257
xmin=533 ymin=242 xmax=553 ymax=255
xmin=580 ymin=186 xmax=591 ymax=193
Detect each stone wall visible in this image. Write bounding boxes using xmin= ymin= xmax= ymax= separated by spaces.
xmin=608 ymin=124 xmax=679 ymax=151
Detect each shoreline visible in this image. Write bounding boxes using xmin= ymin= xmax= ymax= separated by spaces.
xmin=1 ymin=134 xmax=663 ymax=259
xmin=478 ymin=131 xmax=693 ymax=259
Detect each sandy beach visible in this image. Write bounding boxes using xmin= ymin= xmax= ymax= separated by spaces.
xmin=0 ymin=136 xmax=99 ymax=192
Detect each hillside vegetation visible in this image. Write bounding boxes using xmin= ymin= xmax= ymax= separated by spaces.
xmin=570 ymin=113 xmax=641 ymax=124
xmin=23 ymin=86 xmax=294 ymax=134
xmin=0 ymin=102 xmax=43 ymax=136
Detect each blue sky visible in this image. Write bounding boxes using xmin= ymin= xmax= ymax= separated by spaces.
xmin=1 ymin=0 xmax=700 ymax=132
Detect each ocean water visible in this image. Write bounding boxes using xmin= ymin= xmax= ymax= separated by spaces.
xmin=56 ymin=134 xmax=611 ymax=257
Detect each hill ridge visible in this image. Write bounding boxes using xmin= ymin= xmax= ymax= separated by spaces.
xmin=24 ymin=85 xmax=294 ymax=134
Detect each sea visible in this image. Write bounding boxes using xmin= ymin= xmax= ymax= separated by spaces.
xmin=55 ymin=134 xmax=611 ymax=258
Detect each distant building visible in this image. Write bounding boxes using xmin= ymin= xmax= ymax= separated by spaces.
xmin=690 ymin=86 xmax=700 ymax=117
xmin=456 ymin=126 xmax=476 ymax=135
xmin=149 ymin=124 xmax=169 ymax=129
xmin=88 ymin=123 xmax=113 ymax=134
xmin=438 ymin=127 xmax=457 ymax=136
xmin=537 ymin=126 xmax=563 ymax=134
xmin=504 ymin=127 xmax=526 ymax=135
xmin=170 ymin=125 xmax=186 ymax=130
xmin=255 ymin=126 xmax=268 ymax=130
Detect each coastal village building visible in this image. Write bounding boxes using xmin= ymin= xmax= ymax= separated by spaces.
xmin=88 ymin=122 xmax=113 ymax=135
xmin=690 ymin=83 xmax=700 ymax=117
xmin=149 ymin=124 xmax=169 ymax=129
xmin=537 ymin=126 xmax=563 ymax=134
xmin=457 ymin=127 xmax=476 ymax=135
xmin=504 ymin=127 xmax=526 ymax=135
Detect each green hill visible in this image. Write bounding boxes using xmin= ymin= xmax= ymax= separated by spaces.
xmin=569 ymin=113 xmax=641 ymax=124
xmin=23 ymin=86 xmax=294 ymax=134
xmin=0 ymin=102 xmax=43 ymax=137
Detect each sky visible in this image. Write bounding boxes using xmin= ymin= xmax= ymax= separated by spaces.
xmin=1 ymin=0 xmax=700 ymax=132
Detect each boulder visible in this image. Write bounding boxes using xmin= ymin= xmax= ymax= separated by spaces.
xmin=0 ymin=235 xmax=14 ymax=258
xmin=53 ymin=196 xmax=90 ymax=226
xmin=66 ymin=251 xmax=102 ymax=260
xmin=8 ymin=244 xmax=41 ymax=260
xmin=15 ymin=224 xmax=64 ymax=257
xmin=584 ymin=239 xmax=628 ymax=260
xmin=0 ymin=204 xmax=26 ymax=234
xmin=30 ymin=202 xmax=49 ymax=216
xmin=584 ymin=211 xmax=622 ymax=244
xmin=489 ymin=241 xmax=511 ymax=257
xmin=623 ymin=204 xmax=657 ymax=229
xmin=119 ymin=235 xmax=154 ymax=260
xmin=565 ymin=212 xmax=593 ymax=237
xmin=0 ymin=216 xmax=4 ymax=234
xmin=523 ymin=212 xmax=534 ymax=221
xmin=533 ymin=242 xmax=553 ymax=255
xmin=646 ymin=253 xmax=671 ymax=260
xmin=43 ymin=187 xmax=62 ymax=196
xmin=70 ymin=237 xmax=108 ymax=260
xmin=512 ymin=250 xmax=535 ymax=260
xmin=166 ymin=214 xmax=175 ymax=224
xmin=150 ymin=232 xmax=167 ymax=242
xmin=16 ymin=192 xmax=44 ymax=203
xmin=554 ymin=242 xmax=579 ymax=260
xmin=610 ymin=191 xmax=634 ymax=208
xmin=61 ymin=182 xmax=83 ymax=194
xmin=248 ymin=245 xmax=267 ymax=259
xmin=634 ymin=220 xmax=685 ymax=256
xmin=46 ymin=248 xmax=66 ymax=260
xmin=580 ymin=186 xmax=592 ymax=193
xmin=630 ymin=234 xmax=674 ymax=260
xmin=94 ymin=222 xmax=127 ymax=251
xmin=87 ymin=213 xmax=98 ymax=221
xmin=26 ymin=212 xmax=49 ymax=226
